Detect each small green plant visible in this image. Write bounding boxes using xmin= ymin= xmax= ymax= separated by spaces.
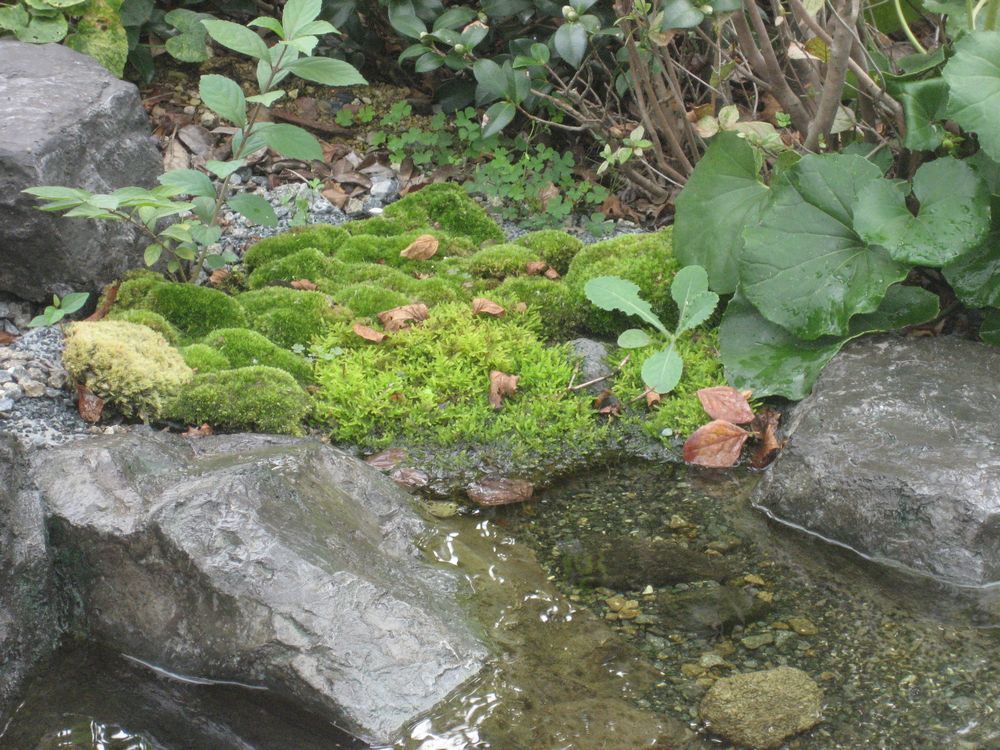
xmin=583 ymin=212 xmax=615 ymax=238
xmin=584 ymin=266 xmax=718 ymax=394
xmin=24 ymin=0 xmax=366 ymax=283
xmin=597 ymin=126 xmax=653 ymax=176
xmin=28 ymin=292 xmax=89 ymax=328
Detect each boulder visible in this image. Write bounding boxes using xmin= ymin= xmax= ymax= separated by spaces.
xmin=699 ymin=666 xmax=822 ymax=748
xmin=0 ymin=434 xmax=60 ymax=716
xmin=753 ymin=336 xmax=1000 ymax=587
xmin=31 ymin=431 xmax=487 ymax=744
xmin=0 ymin=41 xmax=162 ymax=302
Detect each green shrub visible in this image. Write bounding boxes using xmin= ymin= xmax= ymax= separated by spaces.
xmin=63 ymin=321 xmax=192 ymax=420
xmin=167 ymin=366 xmax=310 ymax=435
xmin=237 ymin=287 xmax=340 ymax=348
xmin=467 ymin=243 xmax=542 ymax=279
xmin=180 ymin=343 xmax=231 ymax=373
xmin=382 ymin=183 xmax=504 ymax=244
xmin=243 ymin=224 xmax=349 ymax=271
xmin=144 ymin=283 xmax=247 ymax=340
xmin=247 ymin=248 xmax=335 ymax=289
xmin=329 ymin=284 xmax=411 ymax=318
xmin=107 ymin=308 xmax=181 ymax=345
xmin=201 ymin=328 xmax=313 ymax=383
xmin=514 ymin=230 xmax=583 ymax=274
xmin=493 ymin=276 xmax=582 ymax=339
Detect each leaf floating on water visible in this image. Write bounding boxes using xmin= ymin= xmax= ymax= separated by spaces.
xmin=378 ymin=303 xmax=429 ymax=332
xmin=290 ymin=278 xmax=318 ymax=290
xmin=749 ymin=407 xmax=782 ymax=469
xmin=466 ymin=477 xmax=534 ymax=506
xmin=472 ymin=298 xmax=505 ymax=317
xmin=697 ymin=385 xmax=755 ymax=424
xmin=683 ymin=419 xmax=749 ymax=467
xmin=76 ymin=384 xmax=104 ymax=423
xmin=353 ymin=323 xmax=386 ymax=342
xmin=400 ymin=234 xmax=439 ymax=260
xmin=488 ymin=370 xmax=519 ymax=409
xmin=365 ymin=447 xmax=407 ymax=471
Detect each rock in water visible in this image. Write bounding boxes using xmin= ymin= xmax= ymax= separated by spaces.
xmin=0 ymin=41 xmax=162 ymax=302
xmin=753 ymin=335 xmax=1000 ymax=587
xmin=699 ymin=666 xmax=822 ymax=748
xmin=31 ymin=431 xmax=486 ymax=744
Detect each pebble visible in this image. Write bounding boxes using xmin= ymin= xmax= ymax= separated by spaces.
xmin=741 ymin=632 xmax=775 ymax=650
xmin=788 ymin=617 xmax=819 ymax=636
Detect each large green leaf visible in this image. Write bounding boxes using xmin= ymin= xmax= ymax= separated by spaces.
xmin=16 ymin=12 xmax=68 ymax=43
xmin=228 ymin=193 xmax=277 ymax=226
xmin=259 ymin=123 xmax=323 ymax=161
xmin=584 ymin=276 xmax=667 ymax=334
xmin=740 ymin=153 xmax=909 ymax=340
xmin=943 ymin=31 xmax=1000 ymax=161
xmin=675 ymin=132 xmax=769 ymax=294
xmin=201 ymin=19 xmax=269 ymax=59
xmin=288 ymin=56 xmax=367 ymax=86
xmin=981 ymin=308 xmax=1000 ymax=345
xmin=942 ymin=231 xmax=1000 ymax=308
xmin=641 ymin=346 xmax=683 ymax=394
xmin=281 ymin=0 xmax=321 ymax=38
xmin=200 ymin=74 xmax=247 ymax=127
xmin=0 ymin=4 xmax=29 ymax=32
xmin=898 ymin=78 xmax=949 ymax=152
xmin=720 ymin=284 xmax=940 ymax=399
xmin=854 ymin=157 xmax=991 ymax=267
xmin=158 ymin=169 xmax=215 ymax=198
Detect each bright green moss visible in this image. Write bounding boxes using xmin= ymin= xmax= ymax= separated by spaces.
xmin=180 ymin=343 xmax=231 ymax=373
xmin=334 ymin=231 xmax=475 ymax=270
xmin=467 ymin=244 xmax=542 ymax=279
xmin=311 ymin=303 xmax=599 ymax=452
xmin=329 ymin=284 xmax=411 ymax=318
xmin=201 ymin=328 xmax=313 ymax=383
xmin=493 ymin=277 xmax=582 ymax=340
xmin=564 ymin=229 xmax=680 ymax=337
xmin=246 ymin=248 xmax=335 ymax=289
xmin=112 ymin=271 xmax=167 ymax=310
xmin=144 ymin=284 xmax=247 ymax=340
xmin=237 ymin=287 xmax=341 ymax=348
xmin=318 ymin=260 xmax=418 ymax=293
xmin=243 ymin=224 xmax=348 ymax=271
xmin=166 ymin=366 xmax=310 ymax=435
xmin=514 ymin=230 xmax=583 ymax=274
xmin=343 ymin=216 xmax=411 ymax=236
xmin=382 ymin=183 xmax=504 ymax=244
xmin=411 ymin=276 xmax=468 ymax=306
xmin=63 ymin=321 xmax=192 ymax=420
xmin=107 ymin=308 xmax=181 ymax=345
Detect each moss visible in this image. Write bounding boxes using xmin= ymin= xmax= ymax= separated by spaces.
xmin=112 ymin=271 xmax=167 ymax=310
xmin=106 ymin=309 xmax=181 ymax=345
xmin=329 ymin=284 xmax=411 ymax=318
xmin=246 ymin=248 xmax=335 ymax=289
xmin=467 ymin=243 xmax=542 ymax=279
xmin=166 ymin=366 xmax=310 ymax=435
xmin=144 ymin=284 xmax=247 ymax=340
xmin=311 ymin=302 xmax=599 ymax=452
xmin=382 ymin=183 xmax=504 ymax=244
xmin=411 ymin=276 xmax=469 ymax=306
xmin=514 ymin=230 xmax=584 ymax=275
xmin=318 ymin=260 xmax=418 ymax=293
xmin=238 ymin=287 xmax=341 ymax=348
xmin=493 ymin=276 xmax=582 ymax=339
xmin=344 ymin=216 xmax=411 ymax=237
xmin=180 ymin=343 xmax=231 ymax=373
xmin=335 ymin=231 xmax=475 ymax=269
xmin=63 ymin=321 xmax=192 ymax=419
xmin=201 ymin=328 xmax=313 ymax=383
xmin=564 ymin=229 xmax=680 ymax=337
xmin=243 ymin=224 xmax=348 ymax=271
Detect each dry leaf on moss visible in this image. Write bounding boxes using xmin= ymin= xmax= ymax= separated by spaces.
xmin=378 ymin=303 xmax=429 ymax=332
xmin=290 ymin=279 xmax=318 ymax=290
xmin=489 ymin=370 xmax=519 ymax=409
xmin=544 ymin=267 xmax=561 ymax=280
xmin=472 ymin=298 xmax=505 ymax=317
xmin=400 ymin=234 xmax=439 ymax=260
xmin=525 ymin=261 xmax=548 ymax=275
xmin=208 ymin=269 xmax=230 ymax=286
xmin=644 ymin=388 xmax=661 ymax=407
xmin=353 ymin=323 xmax=386 ymax=342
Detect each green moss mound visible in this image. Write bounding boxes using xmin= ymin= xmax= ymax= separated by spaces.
xmin=167 ymin=366 xmax=310 ymax=435
xmin=328 ymin=284 xmax=411 ymax=318
xmin=382 ymin=183 xmax=504 ymax=245
xmin=493 ymin=277 xmax=582 ymax=340
xmin=237 ymin=287 xmax=340 ymax=348
xmin=514 ymin=230 xmax=583 ymax=274
xmin=201 ymin=328 xmax=313 ymax=383
xmin=144 ymin=284 xmax=247 ymax=340
xmin=180 ymin=343 xmax=231 ymax=373
xmin=112 ymin=271 xmax=167 ymax=310
xmin=564 ymin=229 xmax=680 ymax=337
xmin=63 ymin=321 xmax=192 ymax=419
xmin=243 ymin=224 xmax=348 ymax=271
xmin=107 ymin=308 xmax=181 ymax=345
xmin=467 ymin=243 xmax=542 ymax=279
xmin=311 ymin=303 xmax=599 ymax=451
xmin=247 ymin=248 xmax=335 ymax=290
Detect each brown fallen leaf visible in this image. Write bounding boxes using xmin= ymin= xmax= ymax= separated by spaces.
xmin=290 ymin=279 xmax=318 ymax=290
xmin=378 ymin=303 xmax=429 ymax=332
xmin=321 ymin=184 xmax=350 ymax=209
xmin=365 ymin=447 xmax=407 ymax=471
xmin=697 ymin=386 xmax=755 ymax=424
xmin=76 ymin=384 xmax=105 ymax=423
xmin=644 ymin=387 xmax=662 ymax=407
xmin=208 ymin=269 xmax=230 ymax=287
xmin=683 ymin=419 xmax=749 ymax=468
xmin=543 ymin=267 xmax=561 ymax=280
xmin=749 ymin=407 xmax=782 ymax=469
xmin=472 ymin=298 xmax=505 ymax=317
xmin=489 ymin=370 xmax=519 ymax=409
xmin=525 ymin=261 xmax=548 ymax=275
xmin=182 ymin=423 xmax=214 ymax=437
xmin=400 ymin=234 xmax=439 ymax=260
xmin=390 ymin=467 xmax=430 ymax=491
xmin=353 ymin=323 xmax=386 ymax=342
xmin=0 ymin=331 xmax=16 ymax=345
xmin=466 ymin=477 xmax=534 ymax=506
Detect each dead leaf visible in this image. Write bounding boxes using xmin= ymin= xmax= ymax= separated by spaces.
xmin=182 ymin=423 xmax=214 ymax=437
xmin=378 ymin=303 xmax=429 ymax=332
xmin=400 ymin=234 xmax=439 ymax=260
xmin=321 ymin=184 xmax=350 ymax=209
xmin=208 ymin=269 xmax=230 ymax=286
xmin=390 ymin=467 xmax=430 ymax=491
xmin=472 ymin=298 xmax=505 ymax=317
xmin=683 ymin=419 xmax=749 ymax=468
xmin=466 ymin=477 xmax=534 ymax=506
xmin=0 ymin=331 xmax=16 ymax=345
xmin=489 ymin=370 xmax=519 ymax=409
xmin=353 ymin=323 xmax=386 ymax=342
xmin=76 ymin=384 xmax=104 ymax=423
xmin=644 ymin=388 xmax=661 ymax=407
xmin=749 ymin=408 xmax=782 ymax=469
xmin=290 ymin=279 xmax=318 ymax=290
xmin=525 ymin=261 xmax=548 ymax=275
xmin=366 ymin=447 xmax=407 ymax=471
xmin=697 ymin=386 xmax=755 ymax=424
xmin=83 ymin=281 xmax=118 ymax=322
xmin=544 ymin=267 xmax=561 ymax=280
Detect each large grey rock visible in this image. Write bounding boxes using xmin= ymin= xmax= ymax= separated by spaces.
xmin=0 ymin=434 xmax=60 ymax=716
xmin=0 ymin=41 xmax=162 ymax=302
xmin=753 ymin=336 xmax=1000 ymax=587
xmin=31 ymin=431 xmax=486 ymax=744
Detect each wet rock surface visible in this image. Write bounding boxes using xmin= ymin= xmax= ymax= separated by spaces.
xmin=29 ymin=431 xmax=486 ymax=744
xmin=0 ymin=41 xmax=161 ymax=302
xmin=753 ymin=335 xmax=1000 ymax=587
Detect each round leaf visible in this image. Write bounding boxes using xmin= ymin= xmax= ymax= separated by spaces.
xmin=641 ymin=346 xmax=683 ymax=394
xmin=943 ymin=31 xmax=1000 ymax=161
xmin=554 ymin=22 xmax=587 ymax=67
xmin=942 ymin=231 xmax=1000 ymax=308
xmin=617 ymin=328 xmax=653 ymax=348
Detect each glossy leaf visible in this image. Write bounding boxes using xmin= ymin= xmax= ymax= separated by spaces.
xmin=554 ymin=22 xmax=587 ymax=67
xmin=898 ymin=78 xmax=948 ymax=151
xmin=943 ymin=31 xmax=1000 ymax=161
xmin=942 ymin=231 xmax=1000 ymax=308
xmin=481 ymin=101 xmax=515 ymax=138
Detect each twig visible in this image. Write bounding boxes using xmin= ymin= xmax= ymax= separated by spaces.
xmin=567 ymin=354 xmax=631 ymax=391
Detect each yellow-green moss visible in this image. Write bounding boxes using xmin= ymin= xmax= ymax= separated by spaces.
xmin=382 ymin=183 xmax=504 ymax=244
xmin=201 ymin=328 xmax=313 ymax=383
xmin=467 ymin=243 xmax=542 ymax=279
xmin=112 ymin=270 xmax=167 ymax=310
xmin=166 ymin=366 xmax=310 ymax=435
xmin=328 ymin=284 xmax=411 ymax=318
xmin=493 ymin=276 xmax=582 ymax=339
xmin=334 ymin=231 xmax=475 ymax=270
xmin=144 ymin=284 xmax=247 ymax=340
xmin=180 ymin=343 xmax=231 ymax=373
xmin=243 ymin=224 xmax=348 ymax=271
xmin=107 ymin=308 xmax=181 ymax=345
xmin=62 ymin=321 xmax=193 ymax=419
xmin=344 ymin=216 xmax=412 ymax=237
xmin=514 ymin=230 xmax=583 ymax=274
xmin=237 ymin=287 xmax=342 ymax=348
xmin=246 ymin=248 xmax=335 ymax=289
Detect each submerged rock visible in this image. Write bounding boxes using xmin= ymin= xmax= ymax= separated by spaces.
xmin=654 ymin=586 xmax=769 ymax=635
xmin=699 ymin=666 xmax=822 ymax=748
xmin=753 ymin=335 xmax=1000 ymax=587
xmin=31 ymin=431 xmax=486 ymax=744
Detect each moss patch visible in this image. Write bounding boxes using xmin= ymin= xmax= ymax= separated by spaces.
xmin=107 ymin=308 xmax=181 ymax=345
xmin=246 ymin=248 xmax=335 ymax=289
xmin=242 ymin=224 xmax=348 ymax=271
xmin=112 ymin=271 xmax=166 ymax=310
xmin=180 ymin=343 xmax=231 ymax=373
xmin=514 ymin=230 xmax=583 ymax=274
xmin=468 ymin=243 xmax=542 ymax=279
xmin=381 ymin=182 xmax=504 ymax=245
xmin=201 ymin=328 xmax=313 ymax=383
xmin=328 ymin=284 xmax=411 ymax=318
xmin=144 ymin=284 xmax=247 ymax=340
xmin=237 ymin=287 xmax=341 ymax=348
xmin=493 ymin=276 xmax=581 ymax=340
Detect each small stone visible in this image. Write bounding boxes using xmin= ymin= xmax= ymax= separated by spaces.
xmin=681 ymin=663 xmax=706 ymax=678
xmin=742 ymin=574 xmax=766 ymax=586
xmin=606 ymin=595 xmax=627 ymax=612
xmin=669 ymin=514 xmax=690 ymax=529
xmin=633 ymin=614 xmax=657 ymax=625
xmin=0 ymin=370 xmax=11 ymax=383
xmin=774 ymin=630 xmax=797 ymax=647
xmin=20 ymin=379 xmax=45 ymax=397
xmin=641 ymin=584 xmax=654 ymax=596
xmin=787 ymin=617 xmax=819 ymax=636
xmin=740 ymin=632 xmax=775 ymax=650
xmin=47 ymin=372 xmax=66 ymax=389
xmin=707 ymin=537 xmax=742 ymax=553
xmin=756 ymin=591 xmax=774 ymax=603
xmin=2 ymin=384 xmax=23 ymax=400
xmin=0 ymin=397 xmax=14 ymax=413
xmin=699 ymin=653 xmax=732 ymax=669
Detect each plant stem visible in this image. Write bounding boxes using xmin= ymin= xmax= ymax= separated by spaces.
xmin=984 ymin=0 xmax=1000 ymax=29
xmin=894 ymin=0 xmax=927 ymax=53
